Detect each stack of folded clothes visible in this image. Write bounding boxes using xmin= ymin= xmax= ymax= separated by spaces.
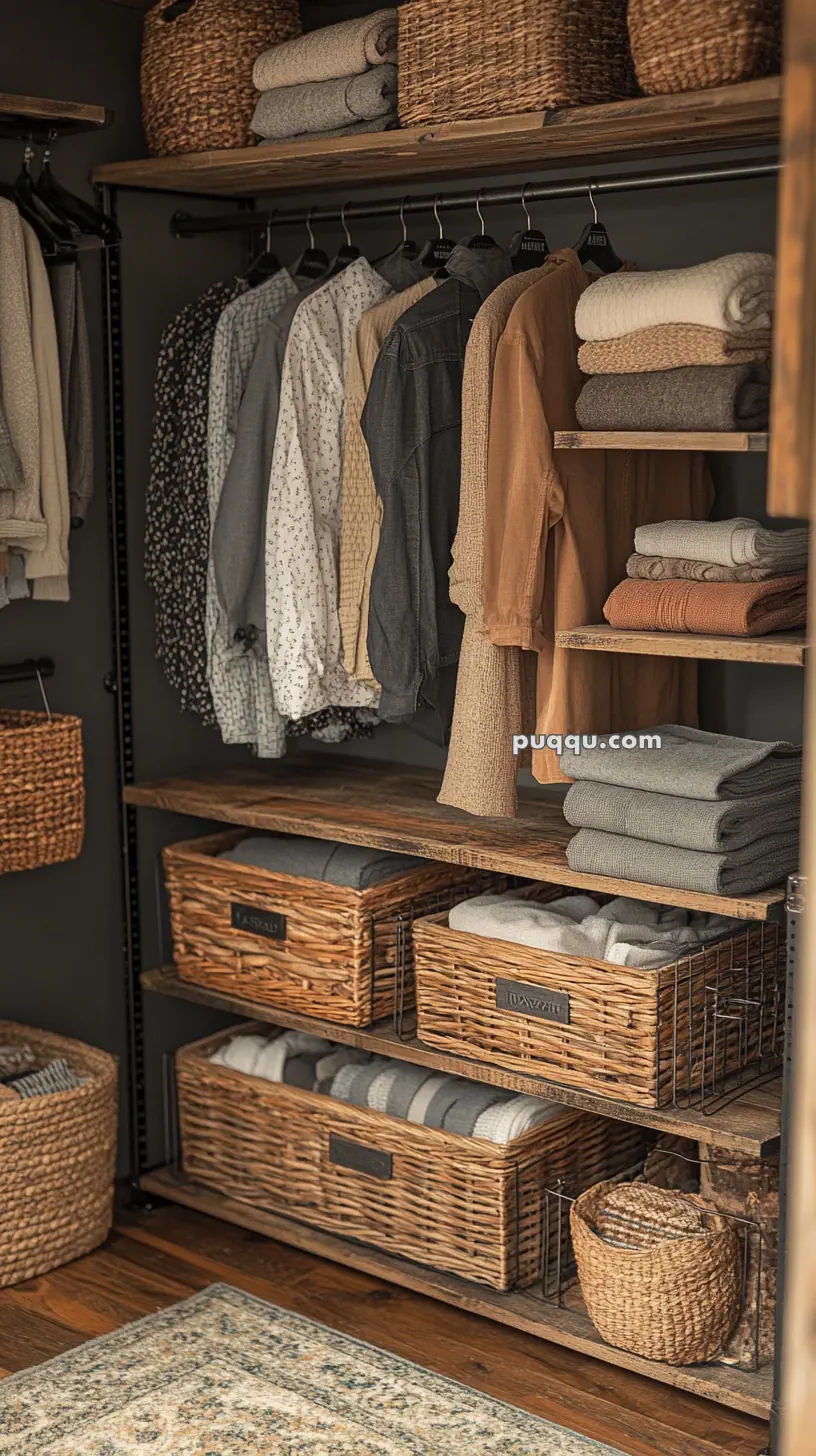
xmin=603 ymin=517 xmax=808 ymax=639
xmin=210 ymin=1032 xmax=566 ymax=1143
xmin=574 ymin=253 xmax=775 ymax=432
xmin=560 ymin=725 xmax=802 ymax=896
xmin=251 ymin=10 xmax=399 ymax=144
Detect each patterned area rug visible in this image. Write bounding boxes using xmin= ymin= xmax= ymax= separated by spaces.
xmin=0 ymin=1283 xmax=625 ymax=1454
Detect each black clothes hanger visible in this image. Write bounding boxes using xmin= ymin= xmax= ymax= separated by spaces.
xmin=0 ymin=163 xmax=64 ymax=256
xmin=327 ymin=203 xmax=361 ymax=277
xmin=292 ymin=207 xmax=330 ymax=281
xmin=511 ymin=183 xmax=550 ymax=272
xmin=14 ymin=142 xmax=75 ymax=246
xmin=36 ymin=134 xmax=119 ymax=244
xmin=418 ymin=194 xmax=455 ymax=271
xmin=465 ymin=189 xmax=498 ymax=251
xmin=375 ymin=196 xmax=419 ymax=267
xmin=574 ymin=180 xmax=622 ymax=274
xmin=245 ymin=212 xmax=281 ymax=287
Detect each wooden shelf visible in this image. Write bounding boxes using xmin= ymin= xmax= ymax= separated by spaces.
xmin=0 ymin=92 xmax=111 ymax=139
xmin=144 ymin=965 xmax=782 ymax=1155
xmin=140 ymin=1165 xmax=773 ymax=1419
xmin=92 ymin=77 xmax=781 ymax=197
xmin=557 ymin=625 xmax=807 ymax=666
xmin=555 ymin=431 xmax=769 ymax=452
xmin=124 ymin=759 xmax=786 ymax=920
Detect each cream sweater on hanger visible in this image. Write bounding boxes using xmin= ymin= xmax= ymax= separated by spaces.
xmin=0 ymin=201 xmax=45 ymax=553
xmin=21 ymin=220 xmax=70 ymax=599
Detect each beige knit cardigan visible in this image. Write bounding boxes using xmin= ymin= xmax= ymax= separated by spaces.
xmin=21 ymin=220 xmax=70 ymax=599
xmin=0 ymin=200 xmax=45 ymax=552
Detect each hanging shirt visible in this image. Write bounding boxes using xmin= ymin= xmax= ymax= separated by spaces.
xmin=0 ymin=199 xmax=45 ymax=555
xmin=21 ymin=219 xmax=71 ymax=601
xmin=361 ymin=242 xmax=513 ymax=742
xmin=264 ymin=258 xmax=389 ymax=720
xmin=49 ymin=261 xmax=93 ymax=526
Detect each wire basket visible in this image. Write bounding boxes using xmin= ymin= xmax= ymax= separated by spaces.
xmin=628 ymin=0 xmax=782 ymax=96
xmin=0 ymin=709 xmax=84 ymax=874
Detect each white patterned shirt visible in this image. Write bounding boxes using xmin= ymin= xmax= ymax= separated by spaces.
xmin=265 ymin=259 xmax=387 ymax=719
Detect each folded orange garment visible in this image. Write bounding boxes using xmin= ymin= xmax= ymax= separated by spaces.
xmin=603 ymin=574 xmax=808 ymax=638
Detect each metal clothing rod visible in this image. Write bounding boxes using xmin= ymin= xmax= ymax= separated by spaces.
xmin=171 ymin=156 xmax=780 ymax=238
xmin=0 ymin=656 xmax=54 ymax=687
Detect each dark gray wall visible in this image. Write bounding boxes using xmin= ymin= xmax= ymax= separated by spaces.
xmin=0 ymin=2 xmax=803 ymax=1168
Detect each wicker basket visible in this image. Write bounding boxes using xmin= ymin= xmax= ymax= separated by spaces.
xmin=628 ymin=0 xmax=782 ymax=96
xmin=176 ymin=1022 xmax=646 ymax=1290
xmin=571 ymin=1180 xmax=742 ymax=1364
xmin=141 ymin=0 xmax=301 ymax=157
xmin=413 ymin=886 xmax=784 ymax=1108
xmin=0 ymin=1021 xmax=117 ymax=1288
xmin=398 ymin=0 xmax=636 ymax=126
xmin=0 ymin=710 xmax=85 ymax=875
xmin=164 ymin=831 xmax=504 ymax=1026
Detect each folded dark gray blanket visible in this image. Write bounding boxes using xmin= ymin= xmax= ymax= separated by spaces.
xmin=220 ymin=834 xmax=426 ymax=890
xmin=251 ymin=66 xmax=398 ymax=142
xmin=563 ymin=780 xmax=801 ymax=853
xmin=559 ymin=725 xmax=801 ymax=801
xmin=566 ymin=826 xmax=799 ymax=896
xmin=575 ymin=364 xmax=770 ymax=432
xmin=260 ymin=116 xmax=397 ymax=144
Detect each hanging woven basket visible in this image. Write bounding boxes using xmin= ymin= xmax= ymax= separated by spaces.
xmin=0 ymin=710 xmax=84 ymax=874
xmin=627 ymin=0 xmax=782 ymax=96
xmin=141 ymin=0 xmax=301 ymax=157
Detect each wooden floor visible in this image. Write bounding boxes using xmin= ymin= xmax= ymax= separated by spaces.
xmin=0 ymin=1200 xmax=769 ymax=1456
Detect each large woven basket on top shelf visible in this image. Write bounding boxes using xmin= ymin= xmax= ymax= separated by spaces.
xmin=0 ymin=710 xmax=85 ymax=874
xmin=398 ymin=0 xmax=636 ymax=126
xmin=628 ymin=0 xmax=782 ymax=95
xmin=141 ymin=0 xmax=301 ymax=157
xmin=571 ymin=1180 xmax=743 ymax=1364
xmin=176 ymin=1022 xmax=646 ymax=1290
xmin=0 ymin=1022 xmax=117 ymax=1288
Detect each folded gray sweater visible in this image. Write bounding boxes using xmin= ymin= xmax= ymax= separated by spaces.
xmin=559 ymin=725 xmax=802 ymax=801
xmin=576 ymin=364 xmax=770 ymax=433
xmin=220 ymin=834 xmax=426 ymax=889
xmin=563 ymin=780 xmax=801 ymax=853
xmin=261 ymin=116 xmax=397 ymax=144
xmin=566 ymin=827 xmax=799 ymax=896
xmin=251 ymin=66 xmax=398 ymax=141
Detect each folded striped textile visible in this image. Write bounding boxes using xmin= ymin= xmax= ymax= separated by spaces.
xmin=603 ymin=574 xmax=808 ymax=638
xmin=576 ymin=364 xmax=770 ymax=433
xmin=626 ymin=554 xmax=785 ymax=583
xmin=11 ymin=1058 xmax=85 ymax=1099
xmin=574 ymin=252 xmax=775 ymax=341
xmin=251 ymin=67 xmax=398 ymax=141
xmin=565 ymin=826 xmax=799 ymax=896
xmin=563 ymin=780 xmax=800 ymax=853
xmin=559 ymin=725 xmax=801 ymax=801
xmin=253 ymin=10 xmax=398 ymax=91
xmin=634 ymin=518 xmax=808 ymax=572
xmin=577 ymin=322 xmax=771 ymax=375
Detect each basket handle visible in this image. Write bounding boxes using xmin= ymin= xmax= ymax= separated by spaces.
xmin=162 ymin=0 xmax=195 ymax=21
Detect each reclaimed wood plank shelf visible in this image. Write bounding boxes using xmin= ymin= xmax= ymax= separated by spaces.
xmin=555 ymin=431 xmax=770 ymax=452
xmin=556 ymin=625 xmax=807 ymax=666
xmin=92 ymin=77 xmax=781 ymax=197
xmin=0 ymin=92 xmax=111 ymax=139
xmin=123 ymin=759 xmax=786 ymax=920
xmin=143 ymin=964 xmax=782 ymax=1156
xmin=140 ymin=1165 xmax=773 ymax=1419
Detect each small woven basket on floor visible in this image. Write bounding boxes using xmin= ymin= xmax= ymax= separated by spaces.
xmin=0 ymin=1021 xmax=117 ymax=1288
xmin=628 ymin=0 xmax=782 ymax=95
xmin=0 ymin=710 xmax=85 ymax=874
xmin=398 ymin=0 xmax=635 ymax=126
xmin=571 ymin=1180 xmax=742 ymax=1364
xmin=141 ymin=0 xmax=301 ymax=157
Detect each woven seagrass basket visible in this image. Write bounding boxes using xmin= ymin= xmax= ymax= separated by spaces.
xmin=141 ymin=0 xmax=301 ymax=157
xmin=0 ymin=710 xmax=85 ymax=874
xmin=177 ymin=1022 xmax=646 ymax=1289
xmin=571 ymin=1180 xmax=742 ymax=1364
xmin=398 ymin=0 xmax=636 ymax=126
xmin=0 ymin=1021 xmax=117 ymax=1288
xmin=628 ymin=0 xmax=782 ymax=95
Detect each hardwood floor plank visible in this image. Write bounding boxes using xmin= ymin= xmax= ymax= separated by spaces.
xmin=0 ymin=1299 xmax=85 ymax=1372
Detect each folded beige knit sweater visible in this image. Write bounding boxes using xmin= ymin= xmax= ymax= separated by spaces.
xmin=575 ymin=252 xmax=775 ymax=342
xmin=0 ymin=200 xmax=45 ymax=552
xmin=21 ymin=220 xmax=70 ymax=599
xmin=578 ymin=322 xmax=771 ymax=375
xmin=253 ymin=10 xmax=398 ymax=91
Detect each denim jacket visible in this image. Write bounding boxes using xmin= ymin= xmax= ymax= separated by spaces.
xmin=361 ymin=243 xmax=513 ymax=741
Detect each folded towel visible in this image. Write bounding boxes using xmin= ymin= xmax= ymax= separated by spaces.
xmin=283 ymin=1052 xmax=324 ymax=1090
xmin=576 ymin=364 xmax=770 ymax=433
xmin=253 ymin=10 xmax=398 ymax=91
xmin=211 ymin=1033 xmax=269 ymax=1075
xmin=559 ymin=725 xmax=801 ymax=800
xmin=220 ymin=834 xmax=425 ymax=890
xmin=253 ymin=1031 xmax=331 ymax=1083
xmin=260 ymin=115 xmax=398 ymax=144
xmin=474 ymin=1095 xmax=567 ymax=1144
xmin=566 ymin=827 xmax=799 ymax=896
xmin=442 ymin=1085 xmax=511 ymax=1138
xmin=407 ymin=1072 xmax=452 ymax=1124
xmin=626 ymin=553 xmax=789 ymax=583
xmin=424 ymin=1077 xmax=475 ymax=1130
xmin=342 ymin=1059 xmax=392 ymax=1107
xmin=634 ymin=518 xmax=809 ymax=573
xmin=315 ymin=1048 xmax=370 ymax=1086
xmin=368 ymin=1064 xmax=402 ymax=1113
xmin=575 ymin=253 xmax=775 ymax=341
xmin=384 ymin=1063 xmax=436 ymax=1119
xmin=251 ymin=66 xmax=398 ymax=142
xmin=603 ymin=574 xmax=807 ymax=638
xmin=578 ymin=323 xmax=771 ymax=375
xmin=564 ymin=780 xmax=800 ymax=853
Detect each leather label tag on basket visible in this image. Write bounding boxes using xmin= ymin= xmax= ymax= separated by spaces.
xmin=329 ymin=1135 xmax=393 ymax=1180
xmin=496 ymin=978 xmax=571 ymax=1025
xmin=230 ymin=903 xmax=287 ymax=941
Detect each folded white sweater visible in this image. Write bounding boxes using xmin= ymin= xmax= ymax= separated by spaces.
xmin=633 ymin=517 xmax=808 ymax=572
xmin=575 ymin=253 xmax=775 ymax=342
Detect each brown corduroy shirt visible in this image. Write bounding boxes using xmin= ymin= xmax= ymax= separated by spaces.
xmin=483 ymin=251 xmax=714 ymax=784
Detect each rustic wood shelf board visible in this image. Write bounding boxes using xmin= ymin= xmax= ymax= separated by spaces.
xmin=144 ymin=965 xmax=782 ymax=1155
xmin=556 ymin=625 xmax=807 ymax=666
xmin=92 ymin=78 xmax=781 ymax=197
xmin=0 ymin=92 xmax=111 ymax=138
xmin=555 ymin=431 xmax=770 ymax=452
xmin=124 ymin=759 xmax=786 ymax=920
xmin=140 ymin=1166 xmax=773 ymax=1419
